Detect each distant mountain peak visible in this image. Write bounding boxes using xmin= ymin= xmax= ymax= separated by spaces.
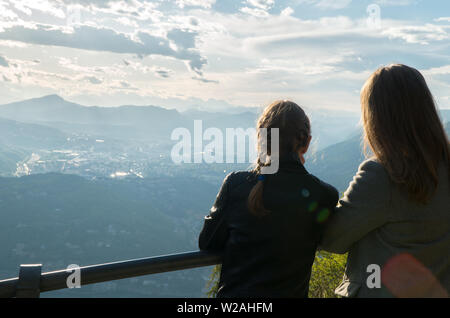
xmin=38 ymin=94 xmax=65 ymax=102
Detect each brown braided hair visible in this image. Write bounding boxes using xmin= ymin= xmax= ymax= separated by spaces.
xmin=247 ymin=100 xmax=311 ymax=216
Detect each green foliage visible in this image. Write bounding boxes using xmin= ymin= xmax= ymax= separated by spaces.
xmin=308 ymin=251 xmax=347 ymax=298
xmin=206 ymin=265 xmax=221 ymax=298
xmin=205 ymin=252 xmax=347 ymax=298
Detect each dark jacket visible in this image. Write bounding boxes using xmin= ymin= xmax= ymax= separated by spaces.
xmin=198 ymin=153 xmax=339 ymax=298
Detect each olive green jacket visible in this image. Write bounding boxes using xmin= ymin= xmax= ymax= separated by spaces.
xmin=321 ymin=159 xmax=450 ymax=298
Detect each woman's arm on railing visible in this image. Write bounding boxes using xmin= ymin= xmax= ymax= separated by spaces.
xmin=320 ymin=159 xmax=392 ymax=254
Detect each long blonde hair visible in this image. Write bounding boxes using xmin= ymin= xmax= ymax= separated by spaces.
xmin=247 ymin=100 xmax=311 ymax=216
xmin=361 ymin=64 xmax=450 ymax=203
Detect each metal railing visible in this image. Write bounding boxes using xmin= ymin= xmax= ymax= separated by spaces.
xmin=0 ymin=251 xmax=222 ymax=298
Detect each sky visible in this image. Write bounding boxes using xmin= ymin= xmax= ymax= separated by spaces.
xmin=0 ymin=0 xmax=449 ymax=112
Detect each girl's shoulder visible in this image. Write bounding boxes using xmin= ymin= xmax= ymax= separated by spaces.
xmin=223 ymin=170 xmax=256 ymax=187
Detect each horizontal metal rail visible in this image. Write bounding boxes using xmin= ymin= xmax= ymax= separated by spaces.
xmin=0 ymin=250 xmax=222 ymax=298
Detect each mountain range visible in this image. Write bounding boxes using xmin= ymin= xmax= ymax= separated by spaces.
xmin=0 ymin=94 xmax=361 ymax=149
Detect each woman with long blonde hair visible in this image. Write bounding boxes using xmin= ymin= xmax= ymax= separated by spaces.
xmin=321 ymin=64 xmax=450 ymax=298
xmin=199 ymin=100 xmax=338 ymax=297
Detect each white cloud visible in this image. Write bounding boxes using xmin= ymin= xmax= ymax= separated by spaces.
xmin=422 ymin=65 xmax=450 ymax=76
xmin=315 ymin=0 xmax=352 ymax=10
xmin=382 ymin=23 xmax=449 ymax=44
xmin=247 ymin=0 xmax=275 ymax=10
xmin=175 ymin=0 xmax=216 ymax=9
xmin=241 ymin=0 xmax=275 ymax=17
xmin=116 ymin=17 xmax=138 ymax=28
xmin=0 ymin=0 xmax=449 ymax=111
xmin=435 ymin=17 xmax=450 ymax=23
xmin=240 ymin=6 xmax=271 ymax=18
xmin=71 ymin=0 xmax=163 ymax=23
xmin=12 ymin=0 xmax=66 ymax=18
xmin=296 ymin=0 xmax=352 ymax=10
xmin=121 ymin=58 xmax=175 ymax=78
xmin=375 ymin=0 xmax=416 ymax=6
xmin=83 ymin=75 xmax=102 ymax=84
xmin=0 ymin=1 xmax=18 ymax=20
xmin=58 ymin=57 xmax=126 ymax=77
xmin=280 ymin=7 xmax=294 ymax=16
xmin=0 ymin=40 xmax=28 ymax=47
xmin=0 ymin=24 xmax=207 ymax=75
xmin=0 ymin=55 xmax=9 ymax=67
xmin=153 ymin=67 xmax=173 ymax=78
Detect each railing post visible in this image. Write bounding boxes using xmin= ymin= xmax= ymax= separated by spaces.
xmin=16 ymin=264 xmax=42 ymax=298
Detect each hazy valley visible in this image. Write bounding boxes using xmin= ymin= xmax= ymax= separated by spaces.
xmin=0 ymin=95 xmax=449 ymax=297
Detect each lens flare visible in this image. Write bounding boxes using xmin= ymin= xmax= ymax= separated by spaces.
xmin=308 ymin=201 xmax=318 ymax=212
xmin=382 ymin=253 xmax=448 ymax=298
xmin=316 ymin=208 xmax=330 ymax=223
xmin=301 ymin=188 xmax=310 ymax=198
